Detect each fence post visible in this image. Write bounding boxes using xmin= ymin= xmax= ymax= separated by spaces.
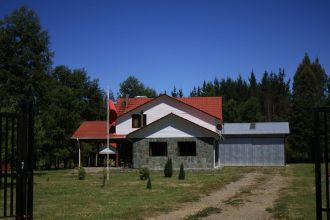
xmin=315 ymin=109 xmax=322 ymax=220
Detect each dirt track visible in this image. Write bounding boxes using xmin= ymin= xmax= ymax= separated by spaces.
xmin=147 ymin=169 xmax=286 ymax=220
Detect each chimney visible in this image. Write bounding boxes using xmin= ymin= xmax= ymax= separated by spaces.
xmin=125 ymin=94 xmax=129 ymax=108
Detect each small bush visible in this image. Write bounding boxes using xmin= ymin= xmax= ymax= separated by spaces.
xmin=178 ymin=163 xmax=185 ymax=180
xmin=139 ymin=167 xmax=150 ymax=180
xmin=164 ymin=157 xmax=173 ymax=177
xmin=146 ymin=178 xmax=152 ymax=189
xmin=78 ymin=167 xmax=86 ymax=180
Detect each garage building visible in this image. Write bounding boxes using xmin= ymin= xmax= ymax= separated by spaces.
xmin=218 ymin=122 xmax=289 ymax=166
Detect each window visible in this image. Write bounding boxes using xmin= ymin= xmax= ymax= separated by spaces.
xmin=149 ymin=142 xmax=167 ymax=156
xmin=132 ymin=114 xmax=147 ymax=128
xmin=178 ymin=142 xmax=196 ymax=156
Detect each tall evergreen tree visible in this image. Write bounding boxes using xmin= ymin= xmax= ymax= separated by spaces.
xmin=0 ymin=6 xmax=53 ymax=111
xmin=190 ymin=86 xmax=197 ymax=97
xmin=288 ymin=54 xmax=327 ymax=161
xmin=248 ymin=71 xmax=258 ymax=97
xmin=171 ymin=86 xmax=178 ymax=97
xmin=178 ymin=88 xmax=183 ymax=98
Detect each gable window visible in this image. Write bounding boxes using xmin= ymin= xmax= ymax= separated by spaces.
xmin=178 ymin=141 xmax=196 ymax=156
xmin=132 ymin=114 xmax=147 ymax=128
xmin=149 ymin=142 xmax=167 ymax=156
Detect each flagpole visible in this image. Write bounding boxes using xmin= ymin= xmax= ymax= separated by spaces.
xmin=106 ymin=88 xmax=110 ymax=181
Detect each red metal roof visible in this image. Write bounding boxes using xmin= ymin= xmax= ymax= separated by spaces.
xmin=72 ymin=95 xmax=222 ymax=140
xmin=177 ymin=97 xmax=222 ymax=120
xmin=115 ymin=95 xmax=222 ymax=120
xmin=71 ymin=121 xmax=126 ymax=140
xmin=116 ymin=97 xmax=152 ymax=116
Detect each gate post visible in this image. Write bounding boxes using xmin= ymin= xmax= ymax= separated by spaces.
xmin=16 ymin=101 xmax=34 ymax=220
xmin=315 ymin=109 xmax=322 ymax=220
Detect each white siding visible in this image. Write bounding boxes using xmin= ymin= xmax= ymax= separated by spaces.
xmin=117 ymin=96 xmax=219 ymax=135
xmin=128 ymin=115 xmax=219 ymax=138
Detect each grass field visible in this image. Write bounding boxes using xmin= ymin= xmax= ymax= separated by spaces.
xmin=33 ymin=167 xmax=247 ymax=220
xmin=32 ymin=164 xmax=317 ymax=220
xmin=268 ymin=164 xmax=316 ymax=219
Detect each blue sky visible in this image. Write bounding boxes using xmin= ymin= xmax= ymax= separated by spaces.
xmin=1 ymin=0 xmax=330 ymax=97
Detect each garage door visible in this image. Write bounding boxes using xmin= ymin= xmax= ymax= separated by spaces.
xmin=218 ymin=138 xmax=285 ymax=166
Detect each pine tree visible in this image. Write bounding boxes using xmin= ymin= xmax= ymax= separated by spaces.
xmin=190 ymin=86 xmax=197 ymax=97
xmin=0 ymin=6 xmax=53 ymax=111
xmin=288 ymin=53 xmax=327 ymax=161
xmin=178 ymin=89 xmax=183 ymax=98
xmin=178 ymin=163 xmax=185 ymax=180
xmin=164 ymin=158 xmax=173 ymax=177
xmin=171 ymin=86 xmax=178 ymax=97
xmin=249 ymin=71 xmax=258 ymax=97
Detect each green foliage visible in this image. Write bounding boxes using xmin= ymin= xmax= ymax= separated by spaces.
xmin=139 ymin=167 xmax=150 ymax=180
xmin=164 ymin=158 xmax=173 ymax=177
xmin=0 ymin=7 xmax=106 ymax=169
xmin=190 ymin=70 xmax=290 ymax=123
xmin=288 ymin=53 xmax=327 ymax=162
xmin=40 ymin=66 xmax=106 ymax=168
xmin=178 ymin=163 xmax=185 ymax=180
xmin=171 ymin=86 xmax=178 ymax=97
xmin=146 ymin=177 xmax=152 ymax=189
xmin=171 ymin=86 xmax=184 ymax=98
xmin=0 ymin=6 xmax=53 ymax=111
xmin=118 ymin=75 xmax=157 ymax=98
xmin=78 ymin=167 xmax=86 ymax=180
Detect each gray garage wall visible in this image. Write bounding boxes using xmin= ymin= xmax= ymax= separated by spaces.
xmin=218 ymin=137 xmax=285 ymax=166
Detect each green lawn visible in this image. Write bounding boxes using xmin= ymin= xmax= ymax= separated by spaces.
xmin=34 ymin=167 xmax=247 ymax=220
xmin=33 ymin=164 xmax=317 ymax=220
xmin=269 ymin=164 xmax=316 ymax=219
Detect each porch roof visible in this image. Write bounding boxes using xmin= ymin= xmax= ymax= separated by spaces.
xmin=71 ymin=121 xmax=126 ymax=140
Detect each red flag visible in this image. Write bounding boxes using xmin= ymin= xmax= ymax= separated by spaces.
xmin=109 ymin=100 xmax=117 ymax=124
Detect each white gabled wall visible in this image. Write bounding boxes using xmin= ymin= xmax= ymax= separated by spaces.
xmin=116 ymin=96 xmax=220 ymax=135
xmin=128 ymin=115 xmax=219 ymax=138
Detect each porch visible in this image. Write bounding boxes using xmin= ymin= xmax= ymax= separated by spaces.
xmin=76 ymin=138 xmax=133 ymax=168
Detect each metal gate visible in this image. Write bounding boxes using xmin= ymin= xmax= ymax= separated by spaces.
xmin=0 ymin=101 xmax=34 ymax=219
xmin=314 ymin=107 xmax=330 ymax=220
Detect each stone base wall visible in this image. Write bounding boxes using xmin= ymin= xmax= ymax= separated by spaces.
xmin=132 ymin=137 xmax=214 ymax=169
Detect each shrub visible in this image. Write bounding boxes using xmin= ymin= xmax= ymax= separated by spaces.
xmin=164 ymin=157 xmax=173 ymax=177
xmin=178 ymin=163 xmax=185 ymax=180
xmin=78 ymin=167 xmax=86 ymax=180
xmin=139 ymin=167 xmax=150 ymax=180
xmin=146 ymin=177 xmax=152 ymax=189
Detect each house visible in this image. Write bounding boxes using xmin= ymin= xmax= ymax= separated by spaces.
xmin=72 ymin=94 xmax=289 ymax=169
